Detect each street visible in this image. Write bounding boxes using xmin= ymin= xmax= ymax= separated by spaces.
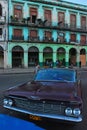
xmin=0 ymin=71 xmax=87 ymax=130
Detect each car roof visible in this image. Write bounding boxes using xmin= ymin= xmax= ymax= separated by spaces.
xmin=38 ymin=67 xmax=76 ymax=72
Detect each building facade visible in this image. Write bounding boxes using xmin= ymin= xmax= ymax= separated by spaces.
xmin=7 ymin=0 xmax=87 ymax=68
xmin=0 ymin=0 xmax=8 ymax=68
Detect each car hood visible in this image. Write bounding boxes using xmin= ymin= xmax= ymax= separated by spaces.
xmin=4 ymin=81 xmax=81 ymax=102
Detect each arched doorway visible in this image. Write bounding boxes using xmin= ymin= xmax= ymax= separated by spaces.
xmin=0 ymin=46 xmax=4 ymax=68
xmin=43 ymin=47 xmax=53 ymax=66
xmin=69 ymin=48 xmax=77 ymax=66
xmin=80 ymin=49 xmax=86 ymax=66
xmin=12 ymin=46 xmax=24 ymax=68
xmin=57 ymin=47 xmax=66 ymax=66
xmin=28 ymin=46 xmax=39 ymax=66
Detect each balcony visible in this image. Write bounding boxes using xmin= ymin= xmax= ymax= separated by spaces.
xmin=58 ymin=23 xmax=87 ymax=32
xmin=80 ymin=40 xmax=87 ymax=45
xmin=12 ymin=35 xmax=24 ymax=41
xmin=28 ymin=36 xmax=54 ymax=43
xmin=10 ymin=35 xmax=87 ymax=46
xmin=43 ymin=37 xmax=54 ymax=43
xmin=9 ymin=16 xmax=87 ymax=33
xmin=0 ymin=16 xmax=5 ymax=24
xmin=69 ymin=39 xmax=79 ymax=45
xmin=10 ymin=16 xmax=31 ymax=26
xmin=28 ymin=36 xmax=40 ymax=42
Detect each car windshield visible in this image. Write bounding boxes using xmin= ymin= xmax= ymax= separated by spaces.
xmin=35 ymin=69 xmax=76 ymax=82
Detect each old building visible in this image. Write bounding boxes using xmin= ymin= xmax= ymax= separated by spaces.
xmin=0 ymin=0 xmax=8 ymax=68
xmin=7 ymin=0 xmax=87 ymax=68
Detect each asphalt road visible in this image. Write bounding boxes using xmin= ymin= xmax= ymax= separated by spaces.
xmin=0 ymin=72 xmax=87 ymax=130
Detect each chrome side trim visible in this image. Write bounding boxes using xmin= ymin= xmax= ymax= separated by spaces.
xmin=4 ymin=105 xmax=82 ymax=123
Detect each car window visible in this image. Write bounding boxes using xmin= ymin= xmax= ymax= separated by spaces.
xmin=35 ymin=69 xmax=76 ymax=82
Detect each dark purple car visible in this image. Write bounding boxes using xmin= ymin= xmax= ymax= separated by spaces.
xmin=3 ymin=68 xmax=83 ymax=123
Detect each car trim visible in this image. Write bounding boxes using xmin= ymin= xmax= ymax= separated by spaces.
xmin=4 ymin=105 xmax=82 ymax=123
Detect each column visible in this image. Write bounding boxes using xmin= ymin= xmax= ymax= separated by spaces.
xmin=65 ymin=9 xmax=70 ymax=25
xmin=76 ymin=50 xmax=80 ymax=67
xmin=77 ymin=12 xmax=80 ymax=27
xmin=8 ymin=50 xmax=12 ymax=68
xmin=53 ymin=51 xmax=57 ymax=67
xmin=65 ymin=50 xmax=69 ymax=67
xmin=77 ymin=33 xmax=80 ymax=44
xmin=24 ymin=2 xmax=28 ymax=18
xmin=4 ymin=50 xmax=7 ymax=68
xmin=86 ymin=50 xmax=87 ymax=66
xmin=24 ymin=51 xmax=28 ymax=68
xmin=38 ymin=5 xmax=43 ymax=19
xmin=52 ymin=7 xmax=57 ymax=26
xmin=39 ymin=52 xmax=43 ymax=67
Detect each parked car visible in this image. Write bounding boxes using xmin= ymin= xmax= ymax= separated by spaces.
xmin=3 ymin=68 xmax=83 ymax=123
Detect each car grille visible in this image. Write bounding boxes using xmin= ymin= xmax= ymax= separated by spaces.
xmin=12 ymin=97 xmax=66 ymax=115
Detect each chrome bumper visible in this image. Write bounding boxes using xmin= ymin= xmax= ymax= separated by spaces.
xmin=4 ymin=105 xmax=82 ymax=123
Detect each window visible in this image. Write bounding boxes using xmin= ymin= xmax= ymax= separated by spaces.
xmin=81 ymin=16 xmax=86 ymax=29
xmin=13 ymin=29 xmax=22 ymax=36
xmin=44 ymin=9 xmax=52 ymax=26
xmin=14 ymin=5 xmax=22 ymax=19
xmin=45 ymin=31 xmax=52 ymax=39
xmin=30 ymin=30 xmax=37 ymax=37
xmin=81 ymin=35 xmax=86 ymax=45
xmin=70 ymin=14 xmax=76 ymax=28
xmin=30 ymin=7 xmax=37 ymax=23
xmin=44 ymin=9 xmax=51 ymax=22
xmin=70 ymin=34 xmax=76 ymax=42
xmin=58 ymin=12 xmax=65 ymax=26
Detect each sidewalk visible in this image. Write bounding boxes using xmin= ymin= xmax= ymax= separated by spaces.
xmin=0 ymin=66 xmax=87 ymax=75
xmin=0 ymin=67 xmax=35 ymax=75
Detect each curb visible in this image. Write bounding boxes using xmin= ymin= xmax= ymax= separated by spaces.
xmin=0 ymin=67 xmax=87 ymax=75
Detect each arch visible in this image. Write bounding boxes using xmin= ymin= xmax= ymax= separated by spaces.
xmin=0 ymin=4 xmax=2 ymax=16
xmin=57 ymin=47 xmax=66 ymax=53
xmin=80 ymin=49 xmax=86 ymax=66
xmin=69 ymin=48 xmax=77 ymax=66
xmin=12 ymin=46 xmax=24 ymax=52
xmin=43 ymin=47 xmax=53 ymax=66
xmin=0 ymin=46 xmax=4 ymax=68
xmin=28 ymin=46 xmax=39 ymax=52
xmin=28 ymin=46 xmax=39 ymax=66
xmin=0 ymin=46 xmax=3 ymax=51
xmin=80 ymin=49 xmax=86 ymax=55
xmin=12 ymin=46 xmax=24 ymax=68
xmin=43 ymin=47 xmax=53 ymax=53
xmin=57 ymin=47 xmax=66 ymax=66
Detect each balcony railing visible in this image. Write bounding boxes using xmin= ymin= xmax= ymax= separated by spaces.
xmin=9 ymin=18 xmax=87 ymax=33
xmin=12 ymin=35 xmax=24 ymax=41
xmin=69 ymin=39 xmax=79 ymax=44
xmin=43 ymin=37 xmax=54 ymax=42
xmin=10 ymin=35 xmax=87 ymax=46
xmin=28 ymin=36 xmax=40 ymax=42
xmin=80 ymin=40 xmax=87 ymax=45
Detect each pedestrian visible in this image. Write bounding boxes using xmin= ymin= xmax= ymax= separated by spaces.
xmin=34 ymin=63 xmax=40 ymax=73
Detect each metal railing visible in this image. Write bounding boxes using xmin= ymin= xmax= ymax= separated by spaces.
xmin=12 ymin=35 xmax=24 ymax=41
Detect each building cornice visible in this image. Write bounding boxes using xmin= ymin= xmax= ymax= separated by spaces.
xmin=26 ymin=0 xmax=87 ymax=12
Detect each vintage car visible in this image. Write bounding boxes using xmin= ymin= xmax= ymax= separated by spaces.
xmin=3 ymin=68 xmax=83 ymax=123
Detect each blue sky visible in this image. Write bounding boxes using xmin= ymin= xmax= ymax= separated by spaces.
xmin=63 ymin=0 xmax=87 ymax=5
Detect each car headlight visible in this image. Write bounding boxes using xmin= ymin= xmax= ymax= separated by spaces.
xmin=73 ymin=108 xmax=81 ymax=116
xmin=65 ymin=107 xmax=72 ymax=116
xmin=4 ymin=99 xmax=13 ymax=106
xmin=8 ymin=99 xmax=13 ymax=106
xmin=4 ymin=99 xmax=8 ymax=105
